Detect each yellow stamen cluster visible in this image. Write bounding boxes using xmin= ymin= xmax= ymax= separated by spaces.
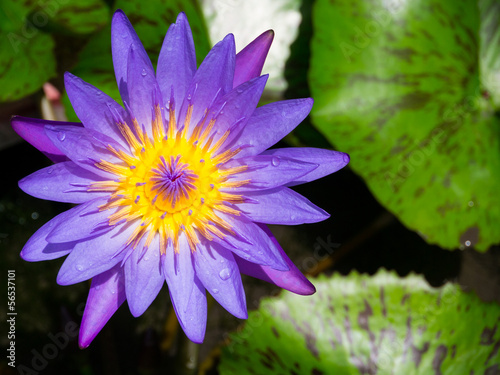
xmin=89 ymin=103 xmax=249 ymax=253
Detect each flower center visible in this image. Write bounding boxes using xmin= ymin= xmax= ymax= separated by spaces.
xmin=90 ymin=103 xmax=250 ymax=253
xmin=146 ymin=155 xmax=198 ymax=212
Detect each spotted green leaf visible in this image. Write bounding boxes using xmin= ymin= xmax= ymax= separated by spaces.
xmin=219 ymin=271 xmax=500 ymax=375
xmin=0 ymin=29 xmax=55 ymax=102
xmin=309 ymin=0 xmax=500 ymax=251
xmin=62 ymin=0 xmax=211 ymax=122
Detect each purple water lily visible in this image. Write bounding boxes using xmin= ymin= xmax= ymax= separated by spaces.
xmin=12 ymin=10 xmax=349 ymax=347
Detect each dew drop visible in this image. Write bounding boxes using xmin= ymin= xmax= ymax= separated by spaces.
xmin=141 ymin=69 xmax=147 ymax=77
xmin=143 ymin=256 xmax=149 ymax=261
xmin=468 ymin=201 xmax=474 ymax=207
xmin=76 ymin=265 xmax=84 ymax=271
xmin=111 ymin=289 xmax=116 ymax=294
xmin=219 ymin=268 xmax=231 ymax=280
xmin=166 ymin=46 xmax=173 ymax=51
xmin=47 ymin=168 xmax=53 ymax=174
xmin=96 ymin=91 xmax=102 ymax=96
xmin=465 ymin=240 xmax=471 ymax=247
xmin=281 ymin=110 xmax=287 ymax=117
xmin=187 ymin=94 xmax=192 ymax=101
xmin=271 ymin=157 xmax=280 ymax=167
xmin=237 ymin=88 xmax=243 ymax=94
xmin=95 ymin=285 xmax=100 ymax=290
xmin=212 ymin=288 xmax=219 ymax=294
xmin=57 ymin=131 xmax=66 ymax=141
xmin=121 ymin=33 xmax=128 ymax=38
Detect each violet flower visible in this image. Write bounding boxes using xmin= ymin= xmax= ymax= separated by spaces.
xmin=12 ymin=10 xmax=349 ymax=347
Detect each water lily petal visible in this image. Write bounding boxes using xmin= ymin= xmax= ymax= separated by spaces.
xmin=261 ymin=147 xmax=350 ymax=186
xmin=180 ymin=34 xmax=235 ymax=135
xmin=157 ymin=12 xmax=197 ymax=110
xmin=163 ymin=233 xmax=207 ymax=343
xmin=235 ymin=225 xmax=315 ymax=295
xmin=124 ymin=236 xmax=164 ymax=317
xmin=20 ymin=206 xmax=79 ymax=262
xmin=213 ymin=212 xmax=288 ymax=271
xmin=56 ymin=223 xmax=135 ymax=285
xmin=234 ymin=30 xmax=274 ymax=88
xmin=47 ymin=197 xmax=115 ymax=243
xmin=234 ymin=98 xmax=314 ymax=157
xmin=11 ymin=116 xmax=80 ymax=162
xmin=126 ymin=44 xmax=160 ymax=133
xmin=18 ymin=161 xmax=105 ymax=204
xmin=44 ymin=125 xmax=122 ymax=178
xmin=237 ymin=187 xmax=329 ymax=224
xmin=111 ymin=10 xmax=149 ymax=104
xmin=193 ymin=241 xmax=247 ymax=319
xmin=79 ymin=264 xmax=126 ymax=348
xmin=222 ymin=154 xmax=318 ymax=191
xmin=64 ymin=72 xmax=129 ymax=148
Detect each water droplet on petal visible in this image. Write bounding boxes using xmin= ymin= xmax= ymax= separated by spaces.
xmin=111 ymin=289 xmax=116 ymax=294
xmin=187 ymin=94 xmax=192 ymax=101
xmin=47 ymin=168 xmax=53 ymax=174
xmin=141 ymin=69 xmax=147 ymax=77
xmin=57 ymin=131 xmax=66 ymax=141
xmin=76 ymin=265 xmax=84 ymax=271
xmin=212 ymin=288 xmax=219 ymax=294
xmin=95 ymin=285 xmax=100 ymax=290
xmin=281 ymin=110 xmax=287 ymax=117
xmin=271 ymin=157 xmax=280 ymax=167
xmin=219 ymin=268 xmax=231 ymax=280
xmin=166 ymin=46 xmax=173 ymax=51
xmin=96 ymin=91 xmax=102 ymax=96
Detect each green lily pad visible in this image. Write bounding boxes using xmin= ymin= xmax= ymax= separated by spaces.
xmin=219 ymin=271 xmax=500 ymax=375
xmin=63 ymin=0 xmax=211 ymax=122
xmin=309 ymin=0 xmax=500 ymax=251
xmin=0 ymin=28 xmax=55 ymax=102
xmin=35 ymin=0 xmax=109 ymax=35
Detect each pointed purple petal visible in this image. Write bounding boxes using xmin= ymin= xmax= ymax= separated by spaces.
xmin=233 ymin=98 xmax=313 ymax=157
xmin=11 ymin=116 xmax=81 ymax=162
xmin=163 ymin=234 xmax=207 ymax=343
xmin=44 ymin=125 xmax=121 ymax=178
xmin=157 ymin=12 xmax=196 ymax=110
xmin=170 ymin=275 xmax=207 ymax=343
xmin=126 ymin=44 xmax=159 ymax=132
xmin=111 ymin=10 xmax=149 ymax=104
xmin=193 ymin=241 xmax=247 ymax=319
xmin=233 ymin=30 xmax=274 ymax=88
xmin=179 ymin=34 xmax=235 ymax=135
xmin=261 ymin=148 xmax=350 ymax=186
xmin=235 ymin=225 xmax=315 ymax=295
xmin=79 ymin=264 xmax=126 ymax=348
xmin=222 ymin=155 xmax=317 ymax=191
xmin=237 ymin=187 xmax=329 ymax=225
xmin=56 ymin=223 xmax=135 ymax=285
xmin=47 ymin=198 xmax=115 ymax=243
xmin=64 ymin=72 xmax=128 ymax=148
xmin=124 ymin=236 xmax=164 ymax=317
xmin=212 ymin=212 xmax=288 ymax=271
xmin=202 ymin=75 xmax=268 ymax=148
xmin=20 ymin=207 xmax=80 ymax=262
xmin=19 ymin=161 xmax=105 ymax=204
